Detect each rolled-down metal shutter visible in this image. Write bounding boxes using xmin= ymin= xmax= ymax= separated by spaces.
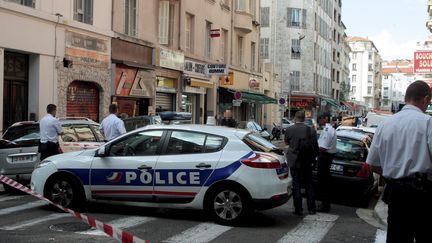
xmin=156 ymin=92 xmax=174 ymax=111
xmin=67 ymin=81 xmax=99 ymax=122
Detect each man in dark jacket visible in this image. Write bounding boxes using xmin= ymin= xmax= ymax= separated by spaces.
xmin=285 ymin=111 xmax=319 ymax=215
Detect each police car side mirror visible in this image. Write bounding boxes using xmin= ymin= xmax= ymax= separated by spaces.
xmin=96 ymin=147 xmax=107 ymax=157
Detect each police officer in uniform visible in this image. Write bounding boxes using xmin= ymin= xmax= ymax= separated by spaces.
xmin=367 ymin=80 xmax=432 ymax=243
xmin=100 ymin=104 xmax=127 ymax=141
xmin=316 ymin=116 xmax=337 ymax=212
xmin=39 ymin=104 xmax=64 ymax=161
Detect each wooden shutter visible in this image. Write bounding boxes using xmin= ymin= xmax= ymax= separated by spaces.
xmin=302 ymin=9 xmax=307 ymax=29
xmin=287 ymin=8 xmax=292 ymax=27
xmin=158 ymin=0 xmax=170 ymax=45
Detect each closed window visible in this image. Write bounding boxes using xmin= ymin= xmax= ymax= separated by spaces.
xmin=368 ymin=86 xmax=372 ymax=95
xmin=351 ymin=75 xmax=356 ymax=83
xmin=159 ymin=0 xmax=172 ymax=45
xmin=290 ymin=71 xmax=300 ymax=91
xmin=205 ymin=136 xmax=225 ymax=153
xmin=185 ymin=13 xmax=194 ymax=52
xmin=352 ymin=63 xmax=357 ymax=71
xmin=166 ymin=131 xmax=206 ymax=154
xmin=5 ymin=0 xmax=35 ymax=7
xmin=74 ymin=0 xmax=93 ymax=25
xmin=368 ymin=75 xmax=373 ymax=83
xmin=368 ymin=64 xmax=373 ymax=71
xmin=251 ymin=42 xmax=256 ymax=71
xmin=220 ymin=29 xmax=228 ymax=61
xmin=125 ymin=0 xmax=137 ymax=36
xmin=205 ymin=21 xmax=212 ymax=58
xmin=236 ymin=0 xmax=249 ymax=12
xmin=260 ymin=38 xmax=269 ymax=59
xmin=238 ymin=36 xmax=243 ymax=66
xmin=261 ymin=7 xmax=270 ymax=27
xmin=109 ymin=130 xmax=164 ymax=156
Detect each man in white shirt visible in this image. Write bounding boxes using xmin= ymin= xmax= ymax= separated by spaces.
xmin=39 ymin=104 xmax=64 ymax=160
xmin=316 ymin=117 xmax=337 ymax=212
xmin=100 ymin=104 xmax=126 ymax=141
xmin=367 ymin=81 xmax=432 ymax=243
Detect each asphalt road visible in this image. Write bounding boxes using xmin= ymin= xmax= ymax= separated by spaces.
xmin=0 ymin=186 xmax=386 ymax=243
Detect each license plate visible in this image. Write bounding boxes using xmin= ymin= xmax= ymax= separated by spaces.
xmin=11 ymin=155 xmax=34 ymax=163
xmin=330 ymin=164 xmax=344 ymax=172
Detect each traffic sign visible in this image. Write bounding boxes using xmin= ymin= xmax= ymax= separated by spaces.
xmin=232 ymin=99 xmax=242 ymax=106
xmin=279 ymin=98 xmax=286 ymax=105
xmin=234 ymin=91 xmax=242 ymax=100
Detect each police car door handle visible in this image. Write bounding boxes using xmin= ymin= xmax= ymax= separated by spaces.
xmin=138 ymin=164 xmax=153 ymax=170
xmin=195 ymin=163 xmax=211 ymax=168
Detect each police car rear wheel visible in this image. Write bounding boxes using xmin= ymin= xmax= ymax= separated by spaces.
xmin=46 ymin=177 xmax=82 ymax=210
xmin=207 ymin=187 xmax=251 ymax=225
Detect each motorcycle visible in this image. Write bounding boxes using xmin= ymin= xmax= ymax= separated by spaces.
xmin=270 ymin=122 xmax=282 ymax=141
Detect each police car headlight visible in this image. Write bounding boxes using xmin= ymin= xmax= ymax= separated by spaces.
xmin=35 ymin=160 xmax=52 ymax=169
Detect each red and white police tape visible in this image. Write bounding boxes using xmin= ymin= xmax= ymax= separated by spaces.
xmin=0 ymin=175 xmax=147 ymax=243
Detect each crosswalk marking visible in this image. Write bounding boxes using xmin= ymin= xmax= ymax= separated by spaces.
xmin=0 ymin=195 xmax=26 ymax=202
xmin=163 ymin=222 xmax=232 ymax=243
xmin=277 ymin=213 xmax=339 ymax=243
xmin=0 ymin=201 xmax=47 ymax=216
xmin=374 ymin=229 xmax=386 ymax=243
xmin=78 ymin=216 xmax=156 ymax=236
xmin=0 ymin=213 xmax=71 ymax=230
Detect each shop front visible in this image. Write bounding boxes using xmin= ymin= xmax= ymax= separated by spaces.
xmin=183 ymin=59 xmax=214 ymax=124
xmin=319 ymin=97 xmax=340 ymax=118
xmin=58 ymin=31 xmax=111 ymax=121
xmin=287 ymin=96 xmax=317 ymax=119
xmin=111 ymin=39 xmax=155 ymax=117
xmin=154 ymin=47 xmax=184 ymax=113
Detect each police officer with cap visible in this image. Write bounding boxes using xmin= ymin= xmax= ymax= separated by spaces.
xmin=367 ymin=80 xmax=432 ymax=243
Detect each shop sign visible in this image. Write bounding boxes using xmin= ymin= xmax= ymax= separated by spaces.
xmin=414 ymin=51 xmax=432 ymax=73
xmin=184 ymin=60 xmax=207 ymax=77
xmin=156 ymin=77 xmax=176 ymax=93
xmin=65 ymin=31 xmax=109 ymax=67
xmin=232 ymin=99 xmax=242 ymax=106
xmin=66 ymin=31 xmax=108 ymax=53
xmin=115 ymin=65 xmax=155 ymax=98
xmin=154 ymin=47 xmax=184 ymax=71
xmin=290 ymin=100 xmax=310 ymax=108
xmin=206 ymin=63 xmax=228 ymax=76
xmin=249 ymin=78 xmax=260 ymax=90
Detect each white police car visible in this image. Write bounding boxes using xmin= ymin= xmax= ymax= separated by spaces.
xmin=31 ymin=125 xmax=291 ymax=225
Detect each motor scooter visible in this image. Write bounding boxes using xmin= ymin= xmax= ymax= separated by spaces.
xmin=270 ymin=122 xmax=282 ymax=141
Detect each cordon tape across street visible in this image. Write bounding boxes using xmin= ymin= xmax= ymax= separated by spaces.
xmin=0 ymin=175 xmax=146 ymax=243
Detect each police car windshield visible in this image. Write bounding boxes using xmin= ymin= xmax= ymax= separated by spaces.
xmin=243 ymin=134 xmax=283 ymax=155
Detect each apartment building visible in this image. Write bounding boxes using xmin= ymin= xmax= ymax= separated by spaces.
xmin=381 ymin=60 xmax=414 ymax=112
xmin=346 ymin=37 xmax=383 ymax=110
xmin=0 ymin=0 xmax=113 ymax=133
xmin=261 ymin=0 xmax=349 ymax=120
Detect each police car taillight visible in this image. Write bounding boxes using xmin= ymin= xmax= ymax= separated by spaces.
xmin=241 ymin=153 xmax=281 ymax=169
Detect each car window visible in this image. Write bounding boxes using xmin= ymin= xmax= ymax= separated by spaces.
xmin=90 ymin=124 xmax=105 ymax=141
xmin=335 ymin=137 xmax=368 ymax=161
xmin=74 ymin=125 xmax=97 ymax=142
xmin=3 ymin=124 xmax=39 ymax=142
xmin=242 ymin=134 xmax=283 ymax=155
xmin=62 ymin=126 xmax=79 ymax=142
xmin=165 ymin=131 xmax=206 ymax=155
xmin=205 ymin=135 xmax=225 ymax=153
xmin=109 ymin=130 xmax=164 ymax=156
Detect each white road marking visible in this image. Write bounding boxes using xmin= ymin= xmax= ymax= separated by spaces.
xmin=277 ymin=213 xmax=339 ymax=243
xmin=374 ymin=229 xmax=387 ymax=243
xmin=0 ymin=201 xmax=47 ymax=215
xmin=0 ymin=213 xmax=71 ymax=230
xmin=0 ymin=195 xmax=26 ymax=202
xmin=163 ymin=222 xmax=232 ymax=243
xmin=78 ymin=216 xmax=155 ymax=236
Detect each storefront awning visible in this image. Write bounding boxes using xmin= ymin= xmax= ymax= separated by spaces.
xmin=341 ymin=101 xmax=354 ymax=111
xmin=322 ymin=97 xmax=340 ymax=108
xmin=225 ymin=89 xmax=277 ymax=104
xmin=190 ymin=78 xmax=214 ymax=89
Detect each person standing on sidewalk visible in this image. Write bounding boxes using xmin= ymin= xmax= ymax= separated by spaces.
xmin=367 ymin=80 xmax=432 ymax=243
xmin=100 ymin=104 xmax=126 ymax=141
xmin=285 ymin=111 xmax=319 ymax=215
xmin=39 ymin=104 xmax=64 ymax=161
xmin=316 ymin=117 xmax=337 ymax=212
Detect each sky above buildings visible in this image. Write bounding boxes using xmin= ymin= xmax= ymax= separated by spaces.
xmin=342 ymin=0 xmax=429 ymax=61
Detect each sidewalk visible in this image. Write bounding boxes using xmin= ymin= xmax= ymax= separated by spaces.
xmin=373 ymin=191 xmax=388 ymax=227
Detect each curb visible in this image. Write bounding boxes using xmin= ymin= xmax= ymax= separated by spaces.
xmin=373 ymin=192 xmax=388 ymax=228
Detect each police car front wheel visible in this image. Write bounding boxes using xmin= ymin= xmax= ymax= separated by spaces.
xmin=206 ymin=187 xmax=252 ymax=225
xmin=45 ymin=176 xmax=84 ymax=210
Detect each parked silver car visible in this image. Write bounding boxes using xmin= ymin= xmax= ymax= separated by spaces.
xmin=0 ymin=118 xmax=104 ymax=192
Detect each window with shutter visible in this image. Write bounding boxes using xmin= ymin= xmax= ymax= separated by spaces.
xmin=158 ymin=0 xmax=170 ymax=45
xmin=261 ymin=7 xmax=269 ymax=27
xmin=260 ymin=38 xmax=269 ymax=59
xmin=301 ymin=9 xmax=307 ymax=29
xmin=125 ymin=0 xmax=137 ymax=36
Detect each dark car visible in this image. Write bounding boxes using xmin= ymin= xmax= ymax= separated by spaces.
xmin=313 ymin=130 xmax=376 ymax=207
xmin=158 ymin=111 xmax=192 ymax=124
